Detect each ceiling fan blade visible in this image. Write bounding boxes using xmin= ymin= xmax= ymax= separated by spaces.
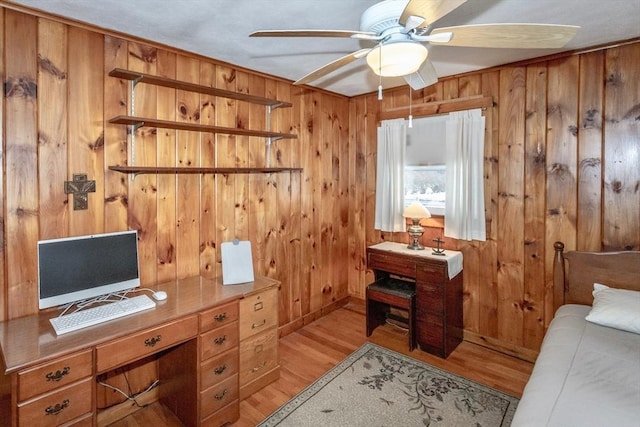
xmin=294 ymin=49 xmax=371 ymax=86
xmin=431 ymin=24 xmax=580 ymax=48
xmin=400 ymin=0 xmax=467 ymax=28
xmin=250 ymin=29 xmax=378 ymax=39
xmin=404 ymin=59 xmax=438 ymax=90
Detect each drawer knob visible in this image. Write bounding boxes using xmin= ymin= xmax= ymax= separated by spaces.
xmin=214 ymin=335 xmax=227 ymax=345
xmin=144 ymin=335 xmax=162 ymax=347
xmin=45 ymin=367 xmax=70 ymax=382
xmin=251 ymin=319 xmax=266 ymax=329
xmin=215 ymin=389 xmax=228 ymax=400
xmin=214 ymin=364 xmax=227 ymax=375
xmin=214 ymin=312 xmax=227 ymax=322
xmin=45 ymin=399 xmax=69 ymax=416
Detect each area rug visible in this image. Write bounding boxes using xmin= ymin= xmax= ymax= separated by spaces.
xmin=258 ymin=343 xmax=519 ymax=427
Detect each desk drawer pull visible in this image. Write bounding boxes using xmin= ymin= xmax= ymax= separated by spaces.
xmin=45 ymin=399 xmax=69 ymax=416
xmin=214 ymin=312 xmax=227 ymax=322
xmin=144 ymin=335 xmax=162 ymax=347
xmin=45 ymin=367 xmax=70 ymax=382
xmin=215 ymin=389 xmax=228 ymax=400
xmin=214 ymin=335 xmax=227 ymax=345
xmin=252 ymin=361 xmax=267 ymax=372
xmin=251 ymin=319 xmax=266 ymax=329
xmin=214 ymin=364 xmax=227 ymax=375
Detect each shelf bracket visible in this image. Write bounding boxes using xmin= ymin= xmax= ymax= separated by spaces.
xmin=270 ymin=102 xmax=289 ymax=111
xmin=266 ymin=106 xmax=272 ymax=168
xmin=129 ymin=80 xmax=138 ymax=181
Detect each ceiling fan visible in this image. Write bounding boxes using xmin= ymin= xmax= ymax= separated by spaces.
xmin=250 ymin=0 xmax=579 ymax=90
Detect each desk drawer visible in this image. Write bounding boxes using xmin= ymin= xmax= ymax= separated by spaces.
xmin=201 ymin=348 xmax=239 ymax=390
xmin=201 ymin=322 xmax=239 ymax=360
xmin=96 ymin=315 xmax=197 ymax=372
xmin=200 ymin=301 xmax=239 ymax=333
xmin=201 ymin=401 xmax=239 ymax=427
xmin=200 ymin=374 xmax=238 ymax=419
xmin=17 ymin=349 xmax=93 ymax=402
xmin=368 ymin=252 xmax=416 ymax=278
xmin=239 ymin=288 xmax=277 ymax=340
xmin=239 ymin=328 xmax=278 ymax=387
xmin=18 ymin=377 xmax=93 ymax=427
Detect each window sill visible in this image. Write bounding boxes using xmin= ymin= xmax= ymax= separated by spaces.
xmin=419 ymin=216 xmax=444 ymax=229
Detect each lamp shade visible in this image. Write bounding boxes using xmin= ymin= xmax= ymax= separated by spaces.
xmin=403 ymin=201 xmax=431 ymax=219
xmin=366 ymin=40 xmax=428 ymax=77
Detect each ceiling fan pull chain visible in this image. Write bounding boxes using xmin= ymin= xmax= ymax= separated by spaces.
xmin=378 ymin=44 xmax=383 ymax=100
xmin=408 ymin=76 xmax=413 ymax=128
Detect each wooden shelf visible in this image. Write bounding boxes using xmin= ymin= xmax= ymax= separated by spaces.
xmin=108 ymin=68 xmax=298 ymax=175
xmin=109 ymin=115 xmax=297 ymax=140
xmin=109 ymin=68 xmax=292 ymax=108
xmin=109 ymin=166 xmax=303 ymax=175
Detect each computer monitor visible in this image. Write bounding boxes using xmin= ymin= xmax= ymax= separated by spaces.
xmin=38 ymin=230 xmax=140 ymax=309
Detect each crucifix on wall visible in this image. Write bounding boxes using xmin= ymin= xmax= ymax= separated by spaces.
xmin=64 ymin=174 xmax=96 ymax=210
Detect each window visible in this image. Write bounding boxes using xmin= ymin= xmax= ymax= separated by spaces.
xmin=405 ymin=165 xmax=445 ymax=216
xmin=404 ymin=115 xmax=448 ymax=216
xmin=375 ymin=101 xmax=488 ymax=240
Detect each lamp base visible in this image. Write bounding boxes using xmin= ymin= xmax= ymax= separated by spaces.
xmin=406 ymin=242 xmax=425 ymax=250
xmin=406 ymin=224 xmax=424 ymax=250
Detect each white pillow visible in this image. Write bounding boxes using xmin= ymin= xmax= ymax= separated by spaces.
xmin=585 ymin=283 xmax=640 ymax=334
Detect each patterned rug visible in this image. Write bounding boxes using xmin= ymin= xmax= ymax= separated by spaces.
xmin=258 ymin=343 xmax=519 ymax=427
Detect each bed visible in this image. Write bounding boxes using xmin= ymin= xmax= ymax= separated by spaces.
xmin=512 ymin=242 xmax=640 ymax=427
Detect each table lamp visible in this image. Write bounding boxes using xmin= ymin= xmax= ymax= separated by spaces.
xmin=402 ymin=202 xmax=431 ymax=250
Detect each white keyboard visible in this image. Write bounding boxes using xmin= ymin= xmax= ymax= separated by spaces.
xmin=50 ymin=294 xmax=156 ymax=335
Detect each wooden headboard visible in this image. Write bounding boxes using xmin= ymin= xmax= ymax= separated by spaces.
xmin=553 ymin=241 xmax=640 ymax=311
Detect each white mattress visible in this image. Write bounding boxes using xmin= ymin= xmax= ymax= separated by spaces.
xmin=512 ymin=304 xmax=640 ymax=427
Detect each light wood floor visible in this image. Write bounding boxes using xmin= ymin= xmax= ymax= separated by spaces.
xmin=233 ymin=301 xmax=533 ymax=426
xmin=111 ymin=300 xmax=534 ymax=426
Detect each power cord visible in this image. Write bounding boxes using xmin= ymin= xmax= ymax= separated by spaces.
xmin=97 ymin=376 xmax=160 ymax=409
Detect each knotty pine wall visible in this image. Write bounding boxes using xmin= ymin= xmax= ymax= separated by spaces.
xmin=0 ymin=5 xmax=638 ymax=364
xmin=0 ymin=7 xmax=350 ymax=334
xmin=350 ymin=41 xmax=640 ymax=359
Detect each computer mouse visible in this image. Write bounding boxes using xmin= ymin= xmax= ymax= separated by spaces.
xmin=153 ymin=291 xmax=167 ymax=301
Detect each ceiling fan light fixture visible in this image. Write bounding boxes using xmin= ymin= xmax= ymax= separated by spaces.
xmin=366 ymin=41 xmax=428 ymax=77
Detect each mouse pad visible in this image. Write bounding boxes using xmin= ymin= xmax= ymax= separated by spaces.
xmin=221 ymin=240 xmax=255 ymax=285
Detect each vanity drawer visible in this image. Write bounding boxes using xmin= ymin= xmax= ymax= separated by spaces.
xmin=17 ymin=377 xmax=93 ymax=427
xmin=17 ymin=349 xmax=93 ymax=402
xmin=368 ymin=252 xmax=416 ymax=278
xmin=201 ymin=348 xmax=239 ymax=390
xmin=200 ymin=374 xmax=238 ymax=420
xmin=200 ymin=301 xmax=239 ymax=333
xmin=239 ymin=288 xmax=277 ymax=340
xmin=96 ymin=315 xmax=197 ymax=372
xmin=239 ymin=327 xmax=278 ymax=386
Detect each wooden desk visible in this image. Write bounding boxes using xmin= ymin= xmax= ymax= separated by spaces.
xmin=367 ymin=242 xmax=464 ymax=358
xmin=0 ymin=276 xmax=280 ymax=427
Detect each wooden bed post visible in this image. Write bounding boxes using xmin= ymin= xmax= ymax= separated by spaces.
xmin=553 ymin=241 xmax=565 ymax=313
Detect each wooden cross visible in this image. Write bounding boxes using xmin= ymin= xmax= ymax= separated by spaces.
xmin=64 ymin=174 xmax=96 ymax=210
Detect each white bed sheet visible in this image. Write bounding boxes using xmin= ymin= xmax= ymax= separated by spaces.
xmin=512 ymin=304 xmax=640 ymax=427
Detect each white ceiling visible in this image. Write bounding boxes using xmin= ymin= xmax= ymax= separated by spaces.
xmin=5 ymin=0 xmax=640 ymax=96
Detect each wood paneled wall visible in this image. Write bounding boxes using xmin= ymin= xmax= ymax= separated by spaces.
xmin=0 ymin=8 xmax=350 ymax=331
xmin=349 ymin=41 xmax=640 ymax=359
xmin=0 ymin=6 xmax=638 ymax=362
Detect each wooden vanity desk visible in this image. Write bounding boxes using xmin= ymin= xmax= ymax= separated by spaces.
xmin=0 ymin=275 xmax=280 ymax=427
xmin=367 ymin=242 xmax=464 ymax=358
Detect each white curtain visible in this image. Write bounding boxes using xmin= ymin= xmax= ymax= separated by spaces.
xmin=375 ymin=118 xmax=407 ymax=232
xmin=444 ymin=109 xmax=486 ymax=241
